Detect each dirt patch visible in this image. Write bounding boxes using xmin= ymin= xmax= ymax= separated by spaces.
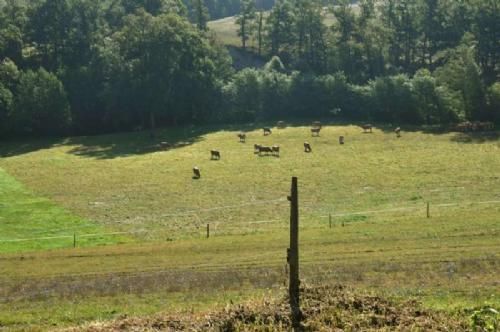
xmin=66 ymin=285 xmax=469 ymax=331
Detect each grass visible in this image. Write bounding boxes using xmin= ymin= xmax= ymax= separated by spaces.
xmin=208 ymin=16 xmax=242 ymax=48
xmin=0 ymin=167 xmax=128 ymax=253
xmin=0 ymin=123 xmax=498 ymax=329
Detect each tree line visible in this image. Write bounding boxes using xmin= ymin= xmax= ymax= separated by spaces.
xmin=0 ymin=0 xmax=498 ymax=138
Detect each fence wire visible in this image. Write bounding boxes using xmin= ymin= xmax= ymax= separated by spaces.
xmin=1 ymin=198 xmax=499 ymax=244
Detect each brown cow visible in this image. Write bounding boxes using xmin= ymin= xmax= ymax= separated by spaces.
xmin=258 ymin=146 xmax=273 ymax=155
xmin=311 ymin=127 xmax=321 ymax=137
xmin=237 ymin=132 xmax=246 ymax=143
xmin=362 ymin=124 xmax=373 ymax=133
xmin=192 ymin=167 xmax=201 ymax=179
xmin=263 ymin=127 xmax=272 ymax=136
xmin=272 ymin=145 xmax=280 ymax=157
xmin=210 ymin=150 xmax=221 ymax=160
xmin=304 ymin=142 xmax=312 ymax=152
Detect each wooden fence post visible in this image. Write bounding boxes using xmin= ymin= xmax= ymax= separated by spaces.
xmin=207 ymin=224 xmax=210 ymax=238
xmin=287 ymin=177 xmax=301 ymax=330
xmin=73 ymin=233 xmax=76 ymax=248
xmin=329 ymin=213 xmax=332 ymax=228
xmin=427 ymin=202 xmax=430 ymax=218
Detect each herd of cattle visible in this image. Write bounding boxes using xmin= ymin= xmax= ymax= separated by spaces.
xmin=193 ymin=122 xmax=394 ymax=179
xmin=191 ymin=120 xmax=495 ymax=178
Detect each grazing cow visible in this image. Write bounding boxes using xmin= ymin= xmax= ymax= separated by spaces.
xmin=304 ymin=142 xmax=312 ymax=152
xmin=263 ymin=127 xmax=272 ymax=136
xmin=394 ymin=127 xmax=401 ymax=137
xmin=272 ymin=145 xmax=280 ymax=157
xmin=311 ymin=127 xmax=321 ymax=137
xmin=312 ymin=121 xmax=322 ymax=129
xmin=193 ymin=167 xmax=201 ymax=179
xmin=258 ymin=145 xmax=273 ymax=156
xmin=277 ymin=121 xmax=286 ymax=129
xmin=254 ymin=144 xmax=262 ymax=153
xmin=339 ymin=136 xmax=345 ymax=145
xmin=210 ymin=150 xmax=221 ymax=160
xmin=237 ymin=132 xmax=246 ymax=143
xmin=362 ymin=124 xmax=373 ymax=133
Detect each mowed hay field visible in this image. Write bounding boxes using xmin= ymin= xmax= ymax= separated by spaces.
xmin=0 ymin=123 xmax=499 ymax=329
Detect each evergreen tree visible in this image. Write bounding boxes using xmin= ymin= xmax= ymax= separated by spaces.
xmin=293 ymin=0 xmax=327 ymax=73
xmin=192 ymin=0 xmax=209 ymax=31
xmin=265 ymin=0 xmax=295 ymax=60
xmin=236 ymin=0 xmax=256 ymax=50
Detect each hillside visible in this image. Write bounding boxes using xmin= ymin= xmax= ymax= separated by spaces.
xmin=0 ymin=123 xmax=498 ymax=329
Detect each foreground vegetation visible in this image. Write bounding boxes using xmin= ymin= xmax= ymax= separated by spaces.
xmin=0 ymin=124 xmax=498 ymax=329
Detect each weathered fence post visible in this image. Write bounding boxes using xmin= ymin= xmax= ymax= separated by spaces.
xmin=427 ymin=202 xmax=430 ymax=218
xmin=287 ymin=177 xmax=301 ymax=330
xmin=207 ymin=223 xmax=210 ymax=238
xmin=329 ymin=213 xmax=332 ymax=228
xmin=73 ymin=233 xmax=76 ymax=248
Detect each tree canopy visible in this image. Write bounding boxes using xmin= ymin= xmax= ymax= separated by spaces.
xmin=0 ymin=0 xmax=498 ymax=138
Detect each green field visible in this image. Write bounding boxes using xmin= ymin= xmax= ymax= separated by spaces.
xmin=0 ymin=123 xmax=499 ymax=329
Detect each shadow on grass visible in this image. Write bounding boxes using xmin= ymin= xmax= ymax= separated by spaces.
xmin=373 ymin=123 xmax=499 ymax=144
xmin=1 ymin=121 xmax=497 ymax=159
xmin=0 ymin=123 xmax=278 ymax=159
xmin=0 ymin=128 xmax=204 ymax=160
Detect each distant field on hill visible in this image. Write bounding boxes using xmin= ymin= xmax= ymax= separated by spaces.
xmin=208 ymin=10 xmax=342 ymax=48
xmin=0 ymin=123 xmax=498 ymax=329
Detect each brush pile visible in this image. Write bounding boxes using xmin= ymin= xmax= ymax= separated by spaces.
xmin=68 ymin=285 xmax=470 ymax=331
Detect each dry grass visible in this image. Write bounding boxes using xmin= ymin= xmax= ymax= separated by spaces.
xmin=66 ymin=285 xmax=473 ymax=331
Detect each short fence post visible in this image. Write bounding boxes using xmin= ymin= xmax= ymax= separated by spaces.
xmin=73 ymin=233 xmax=76 ymax=248
xmin=207 ymin=223 xmax=210 ymax=238
xmin=427 ymin=202 xmax=430 ymax=218
xmin=329 ymin=214 xmax=332 ymax=228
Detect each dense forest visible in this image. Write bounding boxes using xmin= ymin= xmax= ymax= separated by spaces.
xmin=0 ymin=0 xmax=498 ymax=137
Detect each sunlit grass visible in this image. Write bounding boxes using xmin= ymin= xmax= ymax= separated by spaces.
xmin=0 ymin=123 xmax=498 ymax=329
xmin=0 ymin=168 xmax=129 ymax=253
xmin=0 ymin=124 xmax=498 ymax=243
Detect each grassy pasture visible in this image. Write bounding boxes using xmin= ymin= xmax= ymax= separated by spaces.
xmin=0 ymin=167 xmax=127 ymax=253
xmin=0 ymin=123 xmax=499 ymax=329
xmin=0 ymin=124 xmax=498 ymax=243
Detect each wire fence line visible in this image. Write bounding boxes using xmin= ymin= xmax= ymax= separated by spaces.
xmin=320 ymin=199 xmax=500 ymax=219
xmin=1 ymin=198 xmax=499 ymax=244
xmin=1 ymin=252 xmax=497 ymax=305
xmin=0 ymin=198 xmax=288 ymax=242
